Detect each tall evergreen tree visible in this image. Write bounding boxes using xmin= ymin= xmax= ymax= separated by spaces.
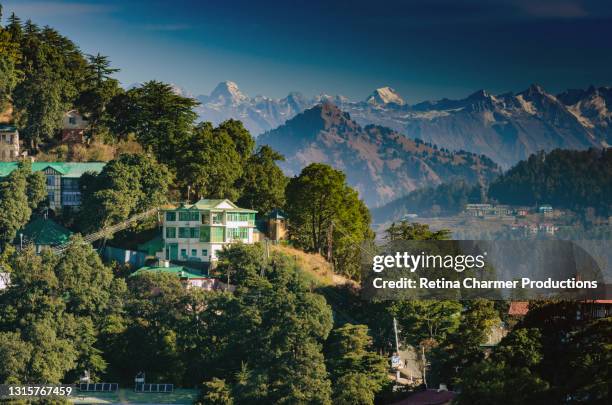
xmin=285 ymin=163 xmax=373 ymax=279
xmin=76 ymin=53 xmax=121 ymax=138
xmin=237 ymin=145 xmax=288 ymax=214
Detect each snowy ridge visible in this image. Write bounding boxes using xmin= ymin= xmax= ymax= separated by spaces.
xmin=190 ymin=81 xmax=611 ymax=167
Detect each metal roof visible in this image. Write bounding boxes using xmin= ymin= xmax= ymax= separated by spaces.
xmin=166 ymin=198 xmax=257 ymax=213
xmin=19 ymin=217 xmax=72 ymax=246
xmin=0 ymin=124 xmax=17 ymax=132
xmin=267 ymin=208 xmax=287 ymax=219
xmin=130 ymin=265 xmax=209 ymax=280
xmin=0 ymin=162 xmax=106 ymax=178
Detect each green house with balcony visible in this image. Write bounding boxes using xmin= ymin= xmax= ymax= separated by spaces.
xmin=160 ymin=199 xmax=257 ymax=263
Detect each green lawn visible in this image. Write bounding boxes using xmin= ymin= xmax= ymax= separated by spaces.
xmin=69 ymin=388 xmax=199 ymax=404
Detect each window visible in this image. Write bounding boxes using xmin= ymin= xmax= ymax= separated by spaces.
xmin=227 ymin=212 xmax=255 ymax=223
xmin=69 ymin=117 xmax=76 ymax=125
xmin=227 ymin=227 xmax=249 ymax=240
xmin=211 ymin=227 xmax=225 ymax=242
xmin=200 ymin=226 xmax=210 ymax=242
xmin=201 ymin=212 xmax=210 ymax=224
xmin=201 ymin=249 xmax=208 ymax=257
xmin=179 ymin=211 xmax=200 ymax=221
xmin=61 ymin=192 xmax=81 ymax=206
xmin=212 ymin=212 xmax=224 ymax=224
xmin=180 ymin=249 xmax=187 ymax=258
xmin=178 ymin=227 xmax=190 ymax=238
xmin=191 ymin=249 xmax=197 ymax=257
xmin=61 ymin=178 xmax=79 ymax=191
xmin=179 ymin=227 xmax=200 ymax=239
xmin=46 ymin=175 xmax=55 ymax=186
xmin=166 ymin=227 xmax=176 ymax=238
xmin=166 ymin=212 xmax=176 ymax=221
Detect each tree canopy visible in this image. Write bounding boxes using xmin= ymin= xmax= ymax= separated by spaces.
xmin=285 ymin=163 xmax=373 ymax=279
xmin=0 ymin=160 xmax=46 ymax=246
xmin=78 ymin=153 xmax=172 ymax=232
xmin=489 ymin=148 xmax=612 ymax=215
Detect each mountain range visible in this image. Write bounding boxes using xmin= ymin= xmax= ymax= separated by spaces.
xmin=257 ymin=103 xmax=500 ymax=207
xmin=193 ymin=81 xmax=611 ymax=168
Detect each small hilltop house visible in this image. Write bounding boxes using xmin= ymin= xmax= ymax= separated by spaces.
xmin=18 ymin=217 xmax=72 ymax=253
xmin=131 ymin=261 xmax=231 ymax=291
xmin=62 ymin=110 xmax=89 ymax=143
xmin=265 ymin=208 xmax=288 ymax=241
xmin=0 ymin=124 xmax=20 ymax=161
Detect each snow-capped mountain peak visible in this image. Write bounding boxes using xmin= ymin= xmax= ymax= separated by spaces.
xmin=208 ymin=81 xmax=248 ymax=105
xmin=366 ymin=86 xmax=405 ymax=106
xmin=191 ymin=81 xmax=609 ymax=168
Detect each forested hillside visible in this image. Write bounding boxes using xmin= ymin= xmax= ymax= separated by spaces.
xmin=0 ymin=12 xmax=121 ymax=149
xmin=488 ymin=148 xmax=612 ymax=215
xmin=371 ymin=180 xmax=485 ymax=224
xmin=258 ymin=103 xmax=500 ymax=206
xmin=0 ymin=5 xmax=610 ymax=405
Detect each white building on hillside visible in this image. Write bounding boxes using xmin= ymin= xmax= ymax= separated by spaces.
xmin=160 ymin=199 xmax=257 ymax=263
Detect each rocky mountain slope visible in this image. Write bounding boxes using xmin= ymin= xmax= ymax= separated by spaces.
xmin=193 ymin=82 xmax=610 ymax=167
xmin=257 ymin=103 xmax=500 ymax=207
xmin=371 ymin=85 xmax=604 ymax=168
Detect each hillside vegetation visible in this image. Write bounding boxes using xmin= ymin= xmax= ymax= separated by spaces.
xmin=258 ymin=102 xmax=500 ymax=206
xmin=488 ymin=148 xmax=612 ymax=215
xmin=271 ymin=244 xmax=356 ymax=287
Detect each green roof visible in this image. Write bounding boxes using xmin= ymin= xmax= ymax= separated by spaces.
xmin=191 ymin=199 xmax=227 ymax=209
xmin=267 ymin=208 xmax=287 ymax=219
xmin=130 ymin=265 xmax=208 ymax=280
xmin=19 ymin=217 xmax=72 ymax=246
xmin=0 ymin=124 xmax=17 ymax=132
xmin=168 ymin=198 xmax=257 ymax=213
xmin=0 ymin=162 xmax=106 ymax=178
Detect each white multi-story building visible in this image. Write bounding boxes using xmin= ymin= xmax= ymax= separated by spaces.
xmin=160 ymin=199 xmax=257 ymax=263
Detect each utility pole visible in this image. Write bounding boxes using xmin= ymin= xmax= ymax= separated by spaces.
xmin=422 ymin=344 xmax=428 ymax=388
xmin=393 ymin=317 xmax=401 ymax=383
xmin=393 ymin=317 xmax=400 ymax=353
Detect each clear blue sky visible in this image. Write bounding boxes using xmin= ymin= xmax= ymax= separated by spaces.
xmin=3 ymin=0 xmax=612 ymax=102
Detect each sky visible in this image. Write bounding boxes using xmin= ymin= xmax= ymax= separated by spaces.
xmin=2 ymin=0 xmax=612 ymax=102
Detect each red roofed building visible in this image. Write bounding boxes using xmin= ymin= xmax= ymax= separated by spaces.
xmin=508 ymin=299 xmax=612 ymax=320
xmin=62 ymin=110 xmax=88 ymax=143
xmin=508 ymin=301 xmax=529 ymax=316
